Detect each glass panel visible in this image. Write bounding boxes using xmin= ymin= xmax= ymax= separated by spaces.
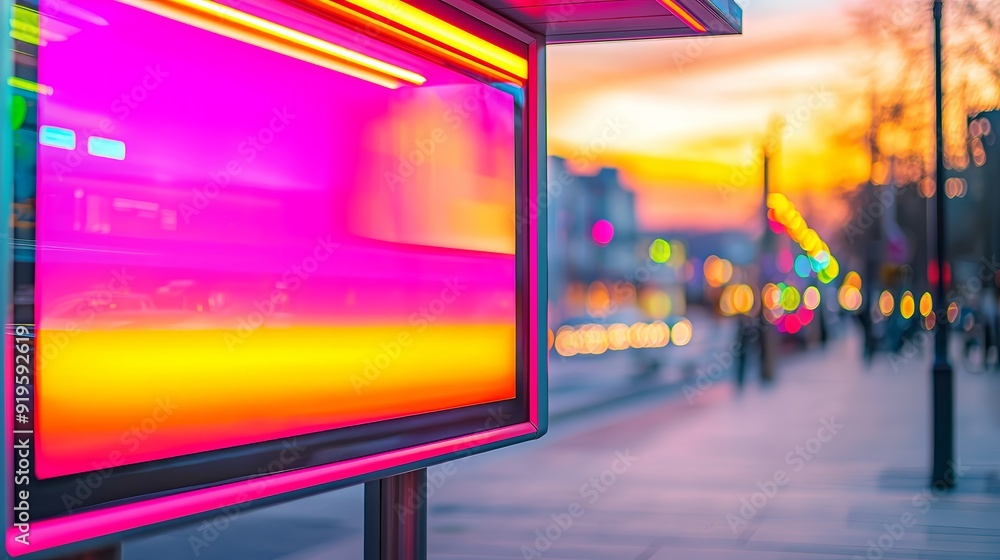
xmin=31 ymin=0 xmax=520 ymax=479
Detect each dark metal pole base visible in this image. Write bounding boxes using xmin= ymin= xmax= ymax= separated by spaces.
xmin=760 ymin=323 xmax=775 ymax=383
xmin=931 ymin=361 xmax=955 ymax=490
xmin=365 ymin=469 xmax=428 ymax=560
xmin=50 ymin=544 xmax=121 ymax=560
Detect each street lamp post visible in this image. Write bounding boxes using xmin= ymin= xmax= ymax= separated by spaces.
xmin=931 ymin=0 xmax=954 ymax=489
xmin=759 ymin=142 xmax=775 ymax=382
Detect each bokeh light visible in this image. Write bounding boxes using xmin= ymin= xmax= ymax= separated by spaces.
xmin=780 ymin=285 xmax=801 ymax=311
xmin=552 ymin=320 xmax=687 ymax=356
xmin=648 ymin=321 xmax=670 ymax=347
xmin=11 ymin=95 xmax=27 ymax=130
xmin=720 ymin=284 xmax=754 ymax=316
xmin=766 ymin=193 xmax=839 ymax=282
xmin=945 ymin=177 xmax=968 ymax=198
xmin=591 ymin=220 xmax=614 ymax=245
xmin=554 ymin=326 xmax=577 ymax=357
xmin=794 ymin=254 xmax=812 ymax=278
xmin=668 ymin=240 xmax=686 ymax=267
xmin=639 ymin=289 xmax=672 ymax=319
xmin=649 ymin=238 xmax=671 ymax=263
xmin=919 ymin=177 xmax=936 ymax=198
xmin=670 ymin=318 xmax=692 ymax=346
xmin=762 ymin=283 xmax=782 ymax=309
xmin=777 ymin=248 xmax=793 ymax=273
xmin=919 ymin=292 xmax=932 ymax=317
xmin=732 ymin=284 xmax=754 ymax=314
xmin=586 ymin=281 xmax=610 ymax=317
xmin=704 ymin=255 xmax=733 ymax=287
xmin=823 ymin=258 xmax=839 ymax=279
xmin=797 ymin=307 xmax=814 ymax=326
xmin=900 ymin=291 xmax=914 ymax=319
xmin=839 ymin=285 xmax=862 ymax=311
xmin=810 ymin=251 xmax=831 ymax=272
xmin=607 ymin=323 xmax=629 ymax=351
xmin=803 ymin=286 xmax=821 ymax=310
xmin=879 ymin=290 xmax=894 ymax=316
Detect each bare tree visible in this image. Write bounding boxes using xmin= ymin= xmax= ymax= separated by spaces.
xmin=847 ymin=0 xmax=999 ymax=178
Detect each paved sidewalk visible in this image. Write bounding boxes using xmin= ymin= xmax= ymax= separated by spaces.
xmin=126 ymin=329 xmax=1000 ymax=559
xmin=423 ymin=331 xmax=1000 ymax=559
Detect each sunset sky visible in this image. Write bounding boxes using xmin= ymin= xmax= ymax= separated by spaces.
xmin=546 ymin=0 xmax=879 ymax=232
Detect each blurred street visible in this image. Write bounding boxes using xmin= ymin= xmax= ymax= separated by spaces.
xmin=125 ymin=327 xmax=1000 ymax=559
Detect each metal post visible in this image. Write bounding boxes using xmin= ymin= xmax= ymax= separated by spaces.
xmin=51 ymin=544 xmax=121 ymax=560
xmin=365 ymin=469 xmax=428 ymax=560
xmin=931 ymin=0 xmax=955 ymax=489
xmin=759 ymin=145 xmax=775 ymax=382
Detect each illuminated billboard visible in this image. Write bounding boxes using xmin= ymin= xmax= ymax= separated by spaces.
xmin=3 ymin=0 xmax=545 ymax=555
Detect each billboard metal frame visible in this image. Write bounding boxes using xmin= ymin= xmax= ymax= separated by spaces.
xmin=1 ymin=0 xmax=547 ymax=556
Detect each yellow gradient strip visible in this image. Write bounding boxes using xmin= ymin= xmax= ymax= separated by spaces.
xmin=36 ymin=324 xmax=515 ymax=474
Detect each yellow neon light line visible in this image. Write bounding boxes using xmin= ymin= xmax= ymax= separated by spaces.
xmin=10 ymin=5 xmax=41 ymax=44
xmin=7 ymin=76 xmax=54 ymax=95
xmin=659 ymin=0 xmax=707 ymax=33
xmin=11 ymin=19 xmax=40 ymax=34
xmin=12 ymin=5 xmax=39 ymax=28
xmin=13 ymin=5 xmax=69 ymax=43
xmin=115 ymin=0 xmax=426 ymax=88
xmin=303 ymin=0 xmax=522 ymax=84
xmin=181 ymin=0 xmax=425 ymax=84
xmin=9 ymin=28 xmax=42 ymax=46
xmin=338 ymin=0 xmax=527 ymax=79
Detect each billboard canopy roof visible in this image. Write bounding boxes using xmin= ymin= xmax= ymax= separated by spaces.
xmin=472 ymin=0 xmax=742 ymax=43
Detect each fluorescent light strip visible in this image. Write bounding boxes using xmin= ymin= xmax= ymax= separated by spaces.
xmin=11 ymin=19 xmax=39 ymax=33
xmin=10 ymin=28 xmax=44 ymax=45
xmin=8 ymin=76 xmax=54 ymax=95
xmin=10 ymin=5 xmax=43 ymax=44
xmin=114 ymin=0 xmax=426 ymax=88
xmin=658 ymin=0 xmax=707 ymax=32
xmin=303 ymin=0 xmax=522 ymax=84
xmin=336 ymin=0 xmax=527 ymax=80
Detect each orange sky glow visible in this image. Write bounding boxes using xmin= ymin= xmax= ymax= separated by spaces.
xmin=547 ymin=0 xmax=901 ymax=232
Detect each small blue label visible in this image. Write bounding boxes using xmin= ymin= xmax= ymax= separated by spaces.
xmin=39 ymin=126 xmax=76 ymax=150
xmin=88 ymin=137 xmax=126 ymax=160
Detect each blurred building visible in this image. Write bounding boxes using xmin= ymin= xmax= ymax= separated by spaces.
xmin=547 ymin=156 xmax=639 ymax=322
xmin=945 ymin=111 xmax=999 ymax=332
xmin=950 ymin=111 xmax=999 ymax=268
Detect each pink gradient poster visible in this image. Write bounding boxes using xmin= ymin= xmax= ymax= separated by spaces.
xmin=33 ymin=0 xmax=519 ymax=479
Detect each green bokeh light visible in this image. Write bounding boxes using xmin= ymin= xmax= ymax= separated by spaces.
xmin=11 ymin=95 xmax=27 ymax=130
xmin=781 ymin=286 xmax=801 ymax=311
xmin=649 ymin=238 xmax=671 ymax=264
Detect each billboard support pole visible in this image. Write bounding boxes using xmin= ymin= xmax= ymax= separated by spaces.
xmin=365 ymin=469 xmax=428 ymax=560
xmin=52 ymin=544 xmax=122 ymax=560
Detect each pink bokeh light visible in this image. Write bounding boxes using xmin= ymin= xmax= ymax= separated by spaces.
xmin=591 ymin=220 xmax=614 ymax=245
